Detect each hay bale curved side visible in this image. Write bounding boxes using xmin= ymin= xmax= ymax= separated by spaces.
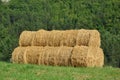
xmin=60 ymin=30 xmax=78 ymax=47
xmin=57 ymin=46 xmax=73 ymax=66
xmin=87 ymin=47 xmax=104 ymax=67
xmin=43 ymin=46 xmax=52 ymax=65
xmin=38 ymin=46 xmax=73 ymax=66
xmin=19 ymin=29 xmax=100 ymax=47
xmin=94 ymin=48 xmax=104 ymax=67
xmin=76 ymin=29 xmax=101 ymax=47
xmin=25 ymin=46 xmax=43 ymax=64
xmin=76 ymin=29 xmax=90 ymax=46
xmin=71 ymin=46 xmax=104 ymax=67
xmin=32 ymin=29 xmax=78 ymax=47
xmin=38 ymin=46 xmax=55 ymax=65
xmin=11 ymin=47 xmax=20 ymax=63
xmin=19 ymin=31 xmax=35 ymax=46
xmin=48 ymin=30 xmax=63 ymax=46
xmin=71 ymin=46 xmax=89 ymax=67
xmin=87 ymin=47 xmax=98 ymax=67
xmin=47 ymin=47 xmax=58 ymax=66
xmin=38 ymin=47 xmax=45 ymax=65
xmin=32 ymin=30 xmax=49 ymax=46
xmin=12 ymin=47 xmax=27 ymax=63
xmin=88 ymin=30 xmax=101 ymax=47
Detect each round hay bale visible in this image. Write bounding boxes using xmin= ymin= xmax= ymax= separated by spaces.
xmin=32 ymin=30 xmax=49 ymax=46
xmin=94 ymin=48 xmax=104 ymax=67
xmin=32 ymin=29 xmax=78 ymax=47
xmin=19 ymin=31 xmax=35 ymax=46
xmin=88 ymin=30 xmax=101 ymax=47
xmin=76 ymin=29 xmax=101 ymax=47
xmin=11 ymin=47 xmax=26 ymax=63
xmin=60 ymin=30 xmax=78 ymax=47
xmin=71 ymin=46 xmax=104 ymax=67
xmin=12 ymin=46 xmax=44 ymax=64
xmin=25 ymin=46 xmax=43 ymax=64
xmin=47 ymin=47 xmax=58 ymax=66
xmin=76 ymin=29 xmax=90 ymax=46
xmin=71 ymin=46 xmax=88 ymax=67
xmin=11 ymin=47 xmax=20 ymax=63
xmin=48 ymin=30 xmax=63 ymax=46
xmin=38 ymin=46 xmax=73 ymax=66
xmin=57 ymin=46 xmax=73 ymax=66
xmin=38 ymin=46 xmax=54 ymax=65
xmin=87 ymin=47 xmax=104 ymax=67
xmin=87 ymin=47 xmax=98 ymax=67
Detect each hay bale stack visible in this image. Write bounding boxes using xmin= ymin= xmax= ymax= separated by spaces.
xmin=60 ymin=30 xmax=78 ymax=47
xmin=12 ymin=46 xmax=104 ymax=67
xmin=76 ymin=29 xmax=101 ymax=47
xmin=12 ymin=29 xmax=104 ymax=67
xmin=71 ymin=46 xmax=104 ymax=67
xmin=19 ymin=31 xmax=35 ymax=46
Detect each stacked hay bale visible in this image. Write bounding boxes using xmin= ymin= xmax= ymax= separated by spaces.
xmin=12 ymin=29 xmax=104 ymax=67
xmin=71 ymin=46 xmax=104 ymax=67
xmin=19 ymin=29 xmax=100 ymax=47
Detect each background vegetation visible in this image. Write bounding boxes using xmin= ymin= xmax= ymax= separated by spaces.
xmin=0 ymin=0 xmax=120 ymax=67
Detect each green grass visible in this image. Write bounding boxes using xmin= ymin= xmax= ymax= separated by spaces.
xmin=0 ymin=62 xmax=119 ymax=80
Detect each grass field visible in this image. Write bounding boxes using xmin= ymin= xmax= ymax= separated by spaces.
xmin=0 ymin=62 xmax=119 ymax=80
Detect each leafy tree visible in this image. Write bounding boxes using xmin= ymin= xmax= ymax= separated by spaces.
xmin=0 ymin=0 xmax=120 ymax=67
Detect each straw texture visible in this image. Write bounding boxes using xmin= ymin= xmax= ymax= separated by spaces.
xmin=76 ymin=29 xmax=101 ymax=47
xmin=32 ymin=30 xmax=49 ymax=46
xmin=19 ymin=29 xmax=101 ymax=47
xmin=12 ymin=47 xmax=27 ymax=63
xmin=71 ymin=46 xmax=104 ymax=67
xmin=19 ymin=31 xmax=35 ymax=46
xmin=12 ymin=29 xmax=104 ymax=67
xmin=38 ymin=46 xmax=72 ymax=66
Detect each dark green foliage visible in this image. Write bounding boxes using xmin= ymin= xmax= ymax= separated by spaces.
xmin=0 ymin=0 xmax=120 ymax=67
xmin=100 ymin=29 xmax=120 ymax=67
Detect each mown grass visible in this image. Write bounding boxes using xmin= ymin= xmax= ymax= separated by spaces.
xmin=0 ymin=61 xmax=119 ymax=80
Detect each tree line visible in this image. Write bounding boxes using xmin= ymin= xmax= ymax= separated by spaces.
xmin=0 ymin=0 xmax=120 ymax=67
